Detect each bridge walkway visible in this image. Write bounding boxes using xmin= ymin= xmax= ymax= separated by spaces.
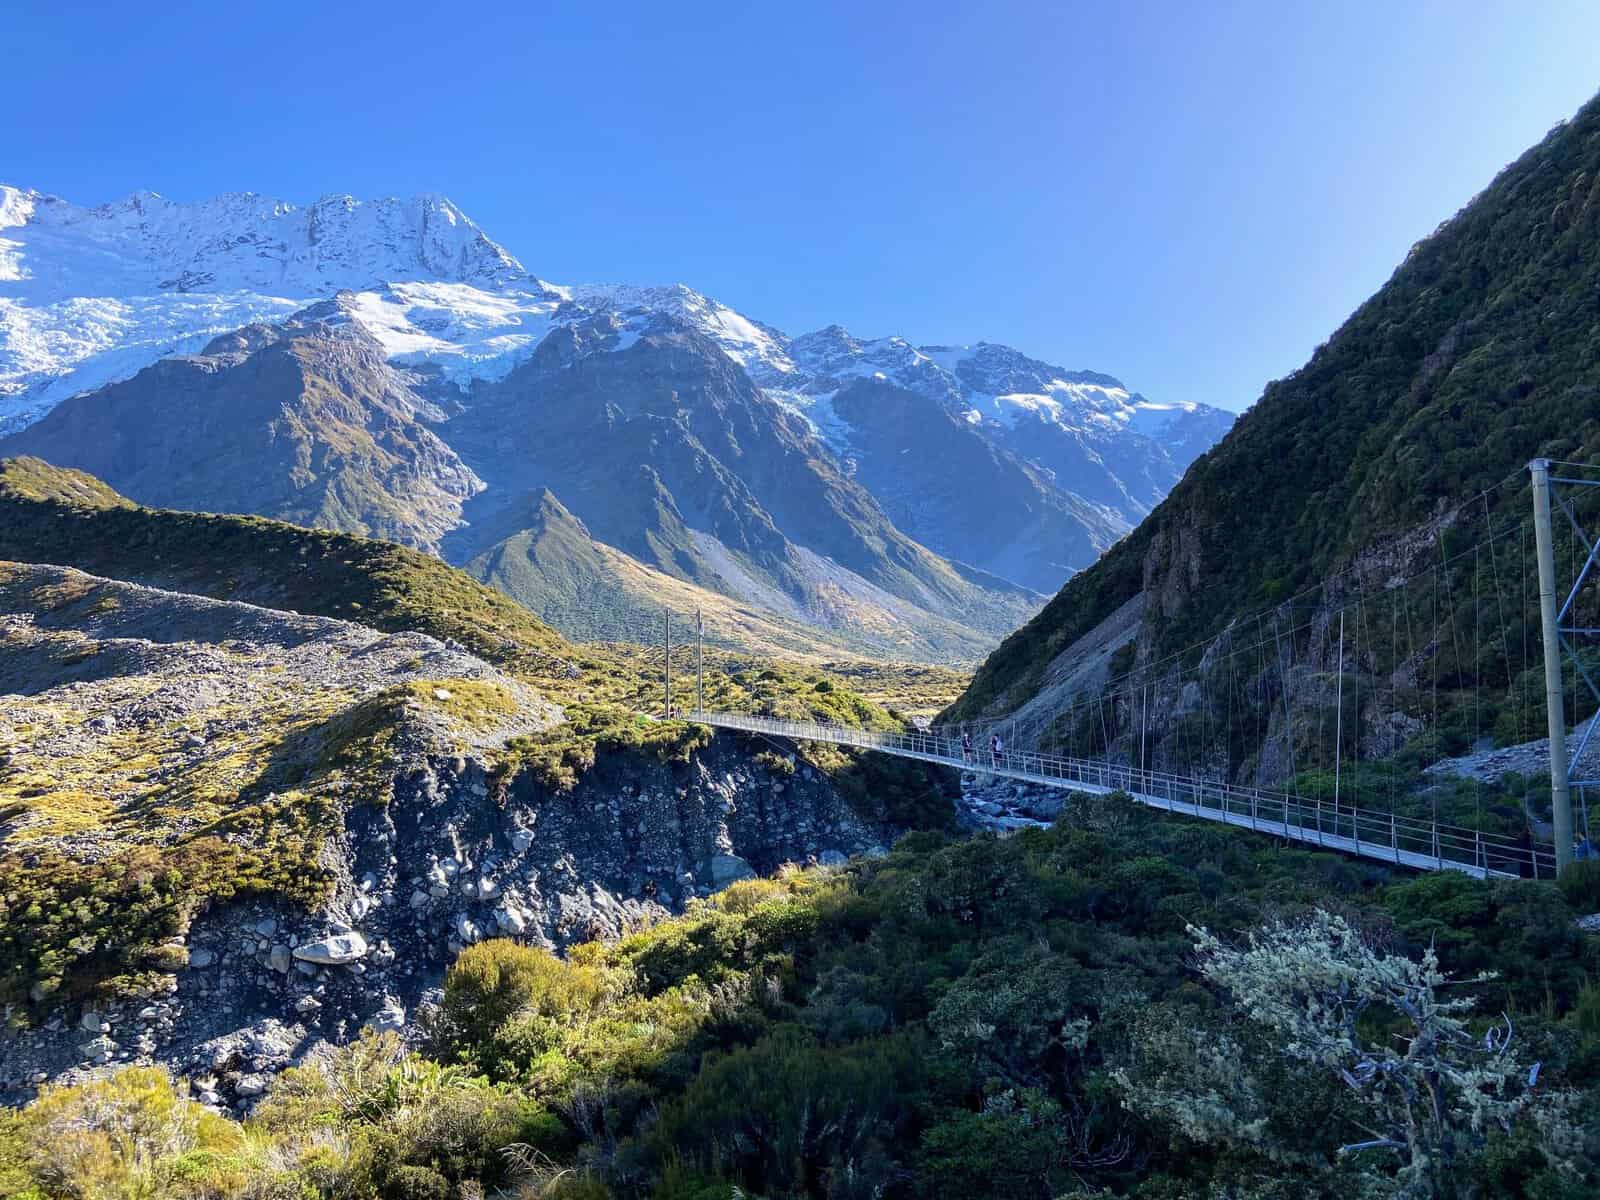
xmin=686 ymin=710 xmax=1556 ymax=881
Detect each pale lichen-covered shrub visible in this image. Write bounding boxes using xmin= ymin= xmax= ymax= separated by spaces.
xmin=1121 ymin=909 xmax=1580 ymax=1197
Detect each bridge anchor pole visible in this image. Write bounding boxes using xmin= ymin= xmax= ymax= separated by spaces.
xmin=1531 ymin=459 xmax=1575 ymax=874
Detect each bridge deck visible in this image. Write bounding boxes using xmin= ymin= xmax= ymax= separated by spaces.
xmin=686 ymin=711 xmax=1556 ymax=881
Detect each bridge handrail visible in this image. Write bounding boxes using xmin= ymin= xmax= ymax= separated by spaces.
xmin=684 ymin=709 xmax=1557 ymax=880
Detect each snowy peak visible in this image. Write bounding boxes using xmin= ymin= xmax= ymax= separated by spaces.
xmin=0 ymin=181 xmax=1235 ymax=554
xmin=570 ymin=281 xmax=794 ymax=378
xmin=927 ymin=342 xmax=1126 ymax=404
xmin=786 ymin=325 xmax=961 ymax=406
xmin=0 ymin=185 xmax=543 ymax=300
xmin=782 ymin=323 xmax=1209 ymax=439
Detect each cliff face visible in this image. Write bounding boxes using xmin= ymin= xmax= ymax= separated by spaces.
xmin=0 ymin=562 xmax=889 ymax=1106
xmin=1 ymin=736 xmax=876 ymax=1107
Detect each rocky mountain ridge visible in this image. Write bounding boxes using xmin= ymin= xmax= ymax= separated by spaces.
xmin=2 ymin=310 xmax=1042 ymax=660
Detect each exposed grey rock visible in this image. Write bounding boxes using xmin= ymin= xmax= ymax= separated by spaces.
xmin=188 ymin=949 xmax=217 ymax=969
xmin=365 ymin=998 xmax=406 ymax=1033
xmin=709 ymin=853 xmax=756 ymax=888
xmin=292 ymin=933 xmax=368 ymax=965
xmin=0 ymin=607 xmax=896 ymax=1104
xmin=0 ymin=315 xmax=485 ymax=555
xmin=496 ymin=903 xmax=527 ymax=935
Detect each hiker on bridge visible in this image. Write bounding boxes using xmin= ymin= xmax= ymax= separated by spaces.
xmin=990 ymin=733 xmax=1004 ymax=769
xmin=961 ymin=732 xmax=973 ymax=764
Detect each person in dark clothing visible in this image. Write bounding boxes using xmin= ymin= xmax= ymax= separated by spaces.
xmin=990 ymin=733 xmax=1003 ymax=769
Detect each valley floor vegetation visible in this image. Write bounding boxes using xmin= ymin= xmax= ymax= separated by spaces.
xmin=5 ymin=794 xmax=1599 ymax=1200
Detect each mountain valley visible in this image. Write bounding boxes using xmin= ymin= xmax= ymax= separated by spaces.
xmin=8 ymin=62 xmax=1600 ymax=1200
xmin=0 ymin=183 xmax=1232 ymax=660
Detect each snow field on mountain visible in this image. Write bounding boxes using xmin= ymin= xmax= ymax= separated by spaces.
xmin=0 ymin=183 xmax=1231 ymax=480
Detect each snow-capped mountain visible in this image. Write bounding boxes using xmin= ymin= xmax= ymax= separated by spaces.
xmin=0 ymin=185 xmax=559 ymax=429
xmin=1 ymin=184 xmax=1229 ymax=472
xmin=0 ymin=185 xmax=538 ymax=298
xmin=0 ymin=184 xmax=1234 ymax=652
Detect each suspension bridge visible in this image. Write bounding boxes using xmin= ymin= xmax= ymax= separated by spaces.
xmin=685 ymin=709 xmax=1553 ymax=880
xmin=651 ymin=461 xmax=1600 ymax=883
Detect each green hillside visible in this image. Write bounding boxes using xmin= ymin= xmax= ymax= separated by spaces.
xmin=0 ymin=456 xmax=576 ymax=681
xmin=955 ymin=90 xmax=1600 ymax=722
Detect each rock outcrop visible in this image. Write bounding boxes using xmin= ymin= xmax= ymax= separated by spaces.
xmin=0 ymin=561 xmax=889 ymax=1108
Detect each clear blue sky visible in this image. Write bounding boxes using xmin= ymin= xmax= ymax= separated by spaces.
xmin=9 ymin=1 xmax=1599 ymax=412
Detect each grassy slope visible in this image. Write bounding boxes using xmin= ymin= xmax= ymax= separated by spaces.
xmin=465 ymin=489 xmax=965 ymax=663
xmin=0 ymin=457 xmax=575 ymax=682
xmin=953 ymin=91 xmax=1600 ymax=720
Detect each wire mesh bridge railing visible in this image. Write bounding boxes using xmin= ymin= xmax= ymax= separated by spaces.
xmin=685 ymin=710 xmax=1557 ymax=880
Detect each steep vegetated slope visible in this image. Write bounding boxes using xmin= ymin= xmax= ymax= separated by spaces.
xmin=952 ymin=92 xmax=1600 ymax=791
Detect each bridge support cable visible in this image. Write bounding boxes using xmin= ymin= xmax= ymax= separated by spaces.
xmin=632 ymin=472 xmax=1576 ymax=882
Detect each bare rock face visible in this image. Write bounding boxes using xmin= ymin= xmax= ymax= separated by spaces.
xmin=0 ymin=314 xmax=483 ymax=555
xmin=709 ymin=853 xmax=757 ymax=887
xmin=0 ymin=737 xmax=881 ymax=1107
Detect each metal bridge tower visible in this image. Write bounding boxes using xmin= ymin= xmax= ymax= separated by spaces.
xmin=1529 ymin=458 xmax=1600 ymax=875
